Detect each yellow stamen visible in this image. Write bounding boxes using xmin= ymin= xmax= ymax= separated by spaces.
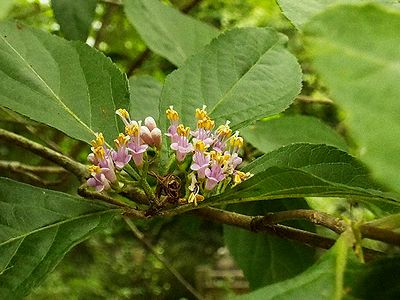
xmin=210 ymin=151 xmax=229 ymax=164
xmin=116 ymin=108 xmax=130 ymax=119
xmin=114 ymin=133 xmax=129 ymax=148
xmin=197 ymin=118 xmax=215 ymax=130
xmin=93 ymin=146 xmax=105 ymax=160
xmin=222 ymin=153 xmax=231 ymax=162
xmin=233 ymin=171 xmax=252 ymax=185
xmin=194 ymin=140 xmax=206 ymax=152
xmin=230 ymin=135 xmax=244 ymax=149
xmin=166 ymin=106 xmax=179 ymax=122
xmin=88 ymin=165 xmax=101 ymax=174
xmin=125 ymin=124 xmax=140 ymax=136
xmin=195 ymin=105 xmax=208 ymax=120
xmin=216 ymin=121 xmax=232 ymax=138
xmin=210 ymin=150 xmax=218 ymax=161
xmin=233 ymin=173 xmax=242 ymax=185
xmin=188 ymin=192 xmax=205 ymax=206
xmin=90 ymin=133 xmax=105 ymax=148
xmin=177 ymin=124 xmax=190 ymax=137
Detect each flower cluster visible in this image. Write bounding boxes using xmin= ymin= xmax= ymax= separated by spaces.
xmin=86 ymin=106 xmax=251 ymax=205
xmin=86 ymin=109 xmax=161 ymax=192
xmin=166 ymin=105 xmax=252 ymax=203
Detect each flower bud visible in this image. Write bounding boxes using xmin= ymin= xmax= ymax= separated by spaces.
xmin=140 ymin=125 xmax=153 ymax=145
xmin=144 ymin=116 xmax=157 ymax=131
xmin=151 ymin=128 xmax=162 ymax=149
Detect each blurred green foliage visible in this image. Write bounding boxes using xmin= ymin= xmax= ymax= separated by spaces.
xmin=0 ymin=0 xmax=355 ymax=299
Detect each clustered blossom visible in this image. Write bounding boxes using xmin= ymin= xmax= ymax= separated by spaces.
xmin=166 ymin=105 xmax=252 ymax=203
xmin=86 ymin=105 xmax=251 ymax=204
xmin=86 ymin=109 xmax=162 ymax=192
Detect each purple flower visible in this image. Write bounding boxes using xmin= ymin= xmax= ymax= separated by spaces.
xmin=126 ymin=121 xmax=149 ymax=166
xmin=191 ymin=128 xmax=214 ymax=146
xmin=190 ymin=140 xmax=210 ymax=178
xmin=212 ymin=140 xmax=226 ymax=153
xmin=212 ymin=121 xmax=232 ymax=152
xmin=204 ymin=164 xmax=225 ymax=190
xmin=87 ymin=165 xmax=116 ymax=192
xmin=191 ymin=150 xmax=210 ymax=178
xmin=87 ymin=145 xmax=115 ymax=176
xmin=224 ymin=152 xmax=242 ymax=174
xmin=171 ymin=136 xmax=193 ymax=161
xmin=112 ymin=147 xmax=131 ymax=169
xmin=166 ymin=106 xmax=180 ymax=144
xmin=127 ymin=138 xmax=148 ymax=166
xmin=171 ymin=124 xmax=193 ymax=162
xmin=87 ymin=172 xmax=111 ymax=192
xmin=101 ymin=166 xmax=117 ymax=183
xmin=112 ymin=133 xmax=131 ymax=169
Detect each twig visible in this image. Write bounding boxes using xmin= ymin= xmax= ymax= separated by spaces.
xmin=0 ymin=160 xmax=68 ymax=186
xmin=262 ymin=209 xmax=347 ymax=234
xmin=296 ymin=95 xmax=334 ymax=105
xmin=360 ymin=225 xmax=400 ymax=246
xmin=78 ymin=186 xmax=146 ymax=219
xmin=124 ymin=217 xmax=205 ymax=300
xmin=0 ymin=163 xmax=64 ymax=187
xmin=0 ymin=129 xmax=88 ymax=180
xmin=194 ymin=207 xmax=383 ymax=261
xmin=260 ymin=209 xmax=400 ymax=247
xmin=0 ymin=160 xmax=67 ymax=174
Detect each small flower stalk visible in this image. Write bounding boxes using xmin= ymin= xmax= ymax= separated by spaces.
xmin=85 ymin=105 xmax=252 ymax=207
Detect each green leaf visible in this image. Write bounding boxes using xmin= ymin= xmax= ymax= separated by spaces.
xmin=364 ymin=213 xmax=400 ymax=230
xmin=350 ymin=256 xmax=400 ymax=299
xmin=160 ymin=27 xmax=302 ymax=131
xmin=129 ymin=75 xmax=162 ymax=121
xmin=224 ymin=200 xmax=315 ymax=290
xmin=0 ymin=22 xmax=129 ymax=144
xmin=236 ymin=233 xmax=400 ymax=299
xmin=0 ymin=177 xmax=120 ymax=299
xmin=0 ymin=0 xmax=14 ymax=19
xmin=207 ymin=144 xmax=399 ymax=208
xmin=277 ymin=0 xmax=399 ymax=29
xmin=234 ymin=232 xmax=359 ymax=300
xmin=51 ymin=0 xmax=97 ymax=41
xmin=124 ymin=0 xmax=219 ymax=66
xmin=241 ymin=115 xmax=348 ymax=153
xmin=304 ymin=4 xmax=400 ymax=193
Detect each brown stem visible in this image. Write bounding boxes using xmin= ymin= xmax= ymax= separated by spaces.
xmin=360 ymin=225 xmax=400 ymax=246
xmin=260 ymin=209 xmax=400 ymax=247
xmin=194 ymin=207 xmax=382 ymax=261
xmin=0 ymin=162 xmax=64 ymax=187
xmin=78 ymin=186 xmax=146 ymax=219
xmin=0 ymin=129 xmax=88 ymax=180
xmin=0 ymin=160 xmax=67 ymax=174
xmin=124 ymin=217 xmax=205 ymax=300
xmin=262 ymin=209 xmax=347 ymax=234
